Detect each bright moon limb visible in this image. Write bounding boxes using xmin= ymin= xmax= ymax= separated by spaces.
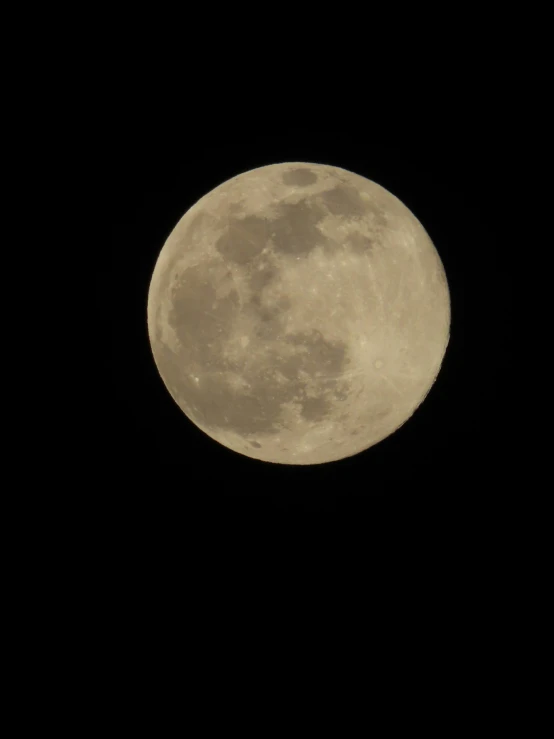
xmin=147 ymin=162 xmax=450 ymax=465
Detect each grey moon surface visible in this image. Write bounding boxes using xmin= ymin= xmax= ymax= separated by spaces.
xmin=147 ymin=162 xmax=450 ymax=465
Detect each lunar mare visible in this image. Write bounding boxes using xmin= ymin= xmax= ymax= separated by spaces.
xmin=147 ymin=162 xmax=450 ymax=465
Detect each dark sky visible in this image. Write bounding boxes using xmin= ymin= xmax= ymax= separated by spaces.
xmin=93 ymin=127 xmax=514 ymax=546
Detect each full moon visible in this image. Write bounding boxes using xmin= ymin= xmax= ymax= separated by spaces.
xmin=147 ymin=162 xmax=450 ymax=465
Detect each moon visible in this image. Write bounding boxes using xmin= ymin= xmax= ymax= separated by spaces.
xmin=147 ymin=162 xmax=450 ymax=465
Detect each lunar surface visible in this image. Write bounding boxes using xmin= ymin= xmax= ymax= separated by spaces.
xmin=147 ymin=162 xmax=450 ymax=464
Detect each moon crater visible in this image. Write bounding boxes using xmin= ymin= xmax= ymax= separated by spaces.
xmin=281 ymin=167 xmax=319 ymax=186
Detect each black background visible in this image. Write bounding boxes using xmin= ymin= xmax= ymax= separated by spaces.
xmin=93 ymin=126 xmax=514 ymax=548
xmin=10 ymin=20 xmax=532 ymax=716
